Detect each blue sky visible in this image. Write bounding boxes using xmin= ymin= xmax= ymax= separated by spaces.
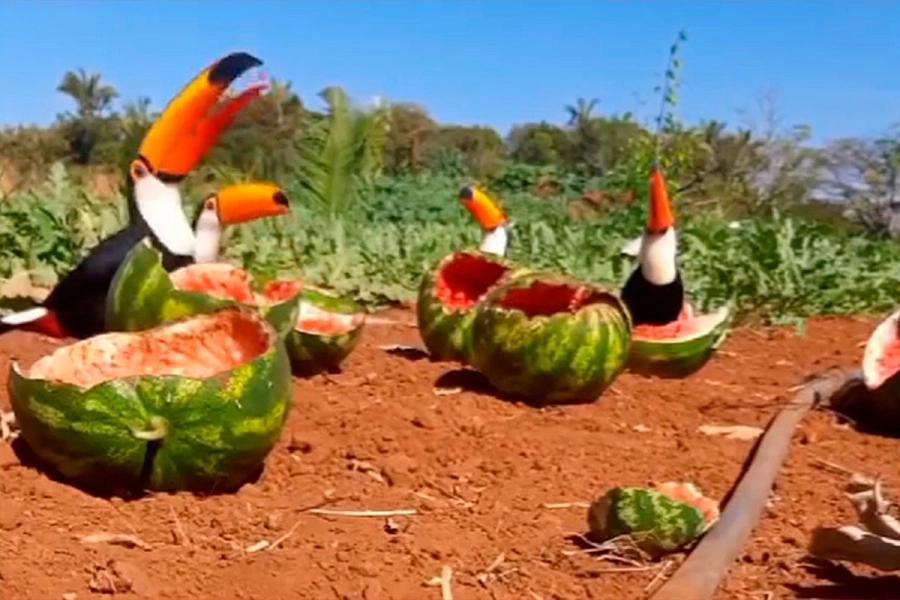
xmin=0 ymin=1 xmax=897 ymax=144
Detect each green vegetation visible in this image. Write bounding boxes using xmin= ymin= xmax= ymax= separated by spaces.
xmin=2 ymin=33 xmax=900 ymax=326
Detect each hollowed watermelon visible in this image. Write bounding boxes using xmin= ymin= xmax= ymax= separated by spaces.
xmin=416 ymin=250 xmax=528 ymax=363
xmin=860 ymin=309 xmax=900 ymax=426
xmin=106 ymin=239 xmax=301 ymax=338
xmin=627 ymin=302 xmax=731 ymax=378
xmin=8 ymin=307 xmax=292 ymax=494
xmin=468 ymin=272 xmax=632 ymax=404
xmin=587 ymin=481 xmax=720 ymax=557
xmin=264 ymin=281 xmax=366 ymax=377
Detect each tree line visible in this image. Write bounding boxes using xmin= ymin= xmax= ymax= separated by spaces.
xmin=1 ymin=60 xmax=899 ymax=236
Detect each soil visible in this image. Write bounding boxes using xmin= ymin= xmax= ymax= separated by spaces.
xmin=2 ymin=310 xmax=899 ymax=600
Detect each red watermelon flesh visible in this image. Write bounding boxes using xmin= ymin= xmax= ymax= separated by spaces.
xmin=436 ymin=253 xmax=511 ymax=311
xmin=170 ymin=268 xmax=359 ymax=336
xmin=26 ymin=309 xmax=268 ymax=389
xmin=631 ymin=302 xmax=724 ymax=340
xmin=496 ymin=280 xmax=610 ymax=317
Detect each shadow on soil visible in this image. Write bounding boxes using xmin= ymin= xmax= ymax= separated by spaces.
xmin=10 ymin=436 xmax=263 ymax=500
xmin=433 ymin=368 xmax=602 ymax=408
xmin=786 ymin=559 xmax=900 ymax=599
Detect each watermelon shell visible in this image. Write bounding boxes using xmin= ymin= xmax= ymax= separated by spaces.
xmin=105 ymin=239 xmax=301 ymax=338
xmin=860 ymin=308 xmax=900 ymax=426
xmin=587 ymin=482 xmax=720 ymax=557
xmin=8 ymin=307 xmax=292 ymax=494
xmin=265 ymin=281 xmax=367 ymax=377
xmin=416 ymin=249 xmax=528 ymax=364
xmin=468 ymin=272 xmax=632 ymax=404
xmin=627 ymin=302 xmax=732 ymax=378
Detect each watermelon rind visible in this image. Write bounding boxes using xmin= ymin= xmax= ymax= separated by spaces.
xmin=468 ymin=272 xmax=632 ymax=404
xmin=627 ymin=305 xmax=732 ymax=378
xmin=587 ymin=485 xmax=715 ymax=557
xmin=860 ymin=308 xmax=900 ymax=426
xmin=105 ymin=238 xmax=300 ymax=338
xmin=285 ymin=287 xmax=366 ymax=377
xmin=8 ymin=307 xmax=292 ymax=494
xmin=416 ymin=249 xmax=528 ymax=364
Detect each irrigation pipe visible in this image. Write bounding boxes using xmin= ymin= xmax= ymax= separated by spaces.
xmin=649 ymin=367 xmax=862 ymax=600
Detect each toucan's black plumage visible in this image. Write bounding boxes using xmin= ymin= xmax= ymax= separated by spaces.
xmin=620 ymin=267 xmax=684 ymax=326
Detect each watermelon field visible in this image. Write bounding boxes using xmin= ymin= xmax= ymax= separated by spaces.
xmin=0 ymin=166 xmax=899 ymax=599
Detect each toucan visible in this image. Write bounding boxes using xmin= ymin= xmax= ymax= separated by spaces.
xmin=0 ymin=52 xmax=269 ymax=339
xmin=458 ymin=185 xmax=510 ymax=256
xmin=619 ymin=164 xmax=685 ymax=326
xmin=192 ymin=182 xmax=290 ymax=263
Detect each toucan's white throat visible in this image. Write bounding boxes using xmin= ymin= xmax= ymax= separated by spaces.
xmin=134 ymin=176 xmax=196 ymax=257
xmin=193 ymin=209 xmax=223 ymax=263
xmin=479 ymin=224 xmax=509 ymax=257
xmin=638 ymin=227 xmax=678 ymax=285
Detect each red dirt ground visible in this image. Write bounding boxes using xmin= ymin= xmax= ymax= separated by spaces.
xmin=1 ymin=310 xmax=899 ymax=600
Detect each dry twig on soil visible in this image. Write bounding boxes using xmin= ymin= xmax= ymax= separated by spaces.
xmin=808 ymin=473 xmax=900 ymax=571
xmin=79 ymin=532 xmax=152 ymax=551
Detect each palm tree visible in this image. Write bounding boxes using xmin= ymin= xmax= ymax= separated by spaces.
xmin=57 ymin=69 xmax=118 ymax=119
xmin=296 ymin=86 xmax=388 ymax=219
xmin=564 ymin=97 xmax=599 ymax=128
xmin=56 ymin=69 xmax=119 ymax=165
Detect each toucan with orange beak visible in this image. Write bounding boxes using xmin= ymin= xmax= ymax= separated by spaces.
xmin=1 ymin=52 xmax=270 ymax=339
xmin=192 ymin=182 xmax=291 ymax=263
xmin=619 ymin=163 xmax=685 ymax=325
xmin=458 ymin=185 xmax=510 ymax=256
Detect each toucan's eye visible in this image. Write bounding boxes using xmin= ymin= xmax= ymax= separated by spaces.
xmin=130 ymin=160 xmax=149 ymax=181
xmin=204 ymin=198 xmax=216 ymax=212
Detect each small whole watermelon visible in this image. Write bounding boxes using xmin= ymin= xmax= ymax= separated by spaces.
xmin=416 ymin=249 xmax=527 ymax=364
xmin=105 ymin=239 xmax=301 ymax=337
xmin=468 ymin=272 xmax=632 ymax=404
xmin=627 ymin=302 xmax=732 ymax=378
xmin=8 ymin=307 xmax=292 ymax=495
xmin=264 ymin=281 xmax=366 ymax=377
xmin=587 ymin=482 xmax=720 ymax=557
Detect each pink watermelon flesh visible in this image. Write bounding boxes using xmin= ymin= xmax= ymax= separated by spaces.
xmin=632 ymin=302 xmax=719 ymax=340
xmin=436 ymin=254 xmax=511 ymax=311
xmin=497 ymin=280 xmax=609 ymax=317
xmin=866 ymin=316 xmax=900 ymax=389
xmin=654 ymin=481 xmax=720 ymax=526
xmin=169 ymin=267 xmax=357 ymax=335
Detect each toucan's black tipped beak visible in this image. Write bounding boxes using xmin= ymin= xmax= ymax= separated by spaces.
xmin=137 ymin=52 xmax=266 ymax=181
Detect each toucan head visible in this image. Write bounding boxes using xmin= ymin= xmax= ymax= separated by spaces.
xmin=129 ymin=51 xmax=267 ymax=255
xmin=193 ymin=183 xmax=291 ymax=263
xmin=459 ymin=185 xmax=507 ymax=231
xmin=638 ymin=164 xmax=679 ymax=285
xmin=459 ymin=185 xmax=509 ymax=256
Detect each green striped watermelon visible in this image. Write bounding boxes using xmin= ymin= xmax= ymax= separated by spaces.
xmin=468 ymin=272 xmax=632 ymax=404
xmin=8 ymin=307 xmax=292 ymax=494
xmin=263 ymin=281 xmax=366 ymax=377
xmin=587 ymin=482 xmax=720 ymax=557
xmin=627 ymin=302 xmax=731 ymax=378
xmin=416 ymin=249 xmax=527 ymax=364
xmin=105 ymin=239 xmax=300 ymax=337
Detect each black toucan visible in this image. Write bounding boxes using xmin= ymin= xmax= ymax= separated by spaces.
xmin=620 ymin=164 xmax=685 ymax=326
xmin=0 ymin=52 xmax=269 ymax=339
xmin=191 ymin=182 xmax=291 ymax=264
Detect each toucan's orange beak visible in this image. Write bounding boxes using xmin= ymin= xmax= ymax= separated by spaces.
xmin=216 ymin=182 xmax=290 ymax=225
xmin=137 ymin=52 xmax=266 ymax=181
xmin=647 ymin=165 xmax=675 ymax=233
xmin=459 ymin=185 xmax=507 ymax=230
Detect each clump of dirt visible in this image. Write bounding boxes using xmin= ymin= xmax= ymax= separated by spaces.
xmin=0 ymin=311 xmax=897 ymax=599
